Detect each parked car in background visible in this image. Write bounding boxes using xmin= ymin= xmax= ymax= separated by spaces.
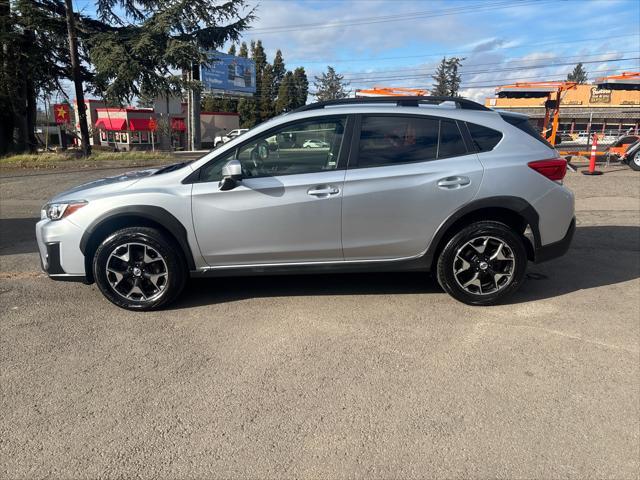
xmin=621 ymin=137 xmax=640 ymax=171
xmin=36 ymin=96 xmax=575 ymax=310
xmin=214 ymin=128 xmax=248 ymax=148
xmin=303 ymin=139 xmax=331 ymax=148
xmin=606 ymin=135 xmax=640 ymax=164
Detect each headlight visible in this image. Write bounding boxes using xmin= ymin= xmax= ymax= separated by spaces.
xmin=43 ymin=200 xmax=88 ymax=221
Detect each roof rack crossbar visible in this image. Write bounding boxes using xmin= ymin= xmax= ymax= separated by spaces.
xmin=293 ymin=96 xmax=490 ymax=112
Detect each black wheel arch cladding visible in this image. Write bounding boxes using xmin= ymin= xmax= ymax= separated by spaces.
xmin=424 ymin=195 xmax=540 ymax=267
xmin=80 ymin=206 xmax=197 ymax=276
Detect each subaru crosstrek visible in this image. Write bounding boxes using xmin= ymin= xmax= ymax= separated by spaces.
xmin=36 ymin=96 xmax=575 ymax=310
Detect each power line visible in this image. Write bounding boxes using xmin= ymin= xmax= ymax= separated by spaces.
xmin=341 ymin=57 xmax=639 ymax=83
xmin=344 ymin=68 xmax=633 ymax=91
xmin=285 ymin=32 xmax=639 ymax=65
xmin=339 ymin=51 xmax=639 ymax=78
xmin=247 ymin=0 xmax=547 ymax=34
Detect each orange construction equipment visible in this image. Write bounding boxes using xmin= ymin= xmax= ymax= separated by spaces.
xmin=495 ymin=81 xmax=578 ymax=146
xmin=355 ymin=86 xmax=429 ymax=97
xmin=594 ymin=71 xmax=640 ymax=90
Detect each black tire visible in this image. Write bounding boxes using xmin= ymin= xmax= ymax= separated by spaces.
xmin=436 ymin=221 xmax=528 ymax=306
xmin=629 ymin=150 xmax=640 ymax=171
xmin=93 ymin=227 xmax=187 ymax=311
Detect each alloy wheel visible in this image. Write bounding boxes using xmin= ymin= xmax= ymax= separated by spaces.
xmin=105 ymin=242 xmax=168 ymax=302
xmin=453 ymin=236 xmax=515 ymax=295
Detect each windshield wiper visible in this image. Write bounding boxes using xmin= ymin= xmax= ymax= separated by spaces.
xmin=153 ymin=161 xmax=192 ymax=175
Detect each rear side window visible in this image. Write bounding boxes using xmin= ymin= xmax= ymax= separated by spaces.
xmin=438 ymin=120 xmax=467 ymax=158
xmin=356 ymin=116 xmax=471 ymax=168
xmin=358 ymin=116 xmax=439 ymax=167
xmin=466 ymin=122 xmax=503 ymax=152
xmin=500 ymin=113 xmax=553 ymax=148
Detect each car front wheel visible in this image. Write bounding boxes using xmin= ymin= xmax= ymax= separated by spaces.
xmin=436 ymin=221 xmax=528 ymax=305
xmin=93 ymin=227 xmax=187 ymax=310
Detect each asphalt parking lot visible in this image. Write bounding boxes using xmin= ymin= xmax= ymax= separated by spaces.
xmin=1 ymin=163 xmax=639 ymax=478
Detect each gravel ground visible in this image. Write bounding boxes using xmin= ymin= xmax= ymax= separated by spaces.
xmin=1 ymin=162 xmax=638 ymax=479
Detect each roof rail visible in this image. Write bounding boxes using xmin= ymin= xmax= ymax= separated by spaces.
xmin=293 ymin=96 xmax=491 ymax=112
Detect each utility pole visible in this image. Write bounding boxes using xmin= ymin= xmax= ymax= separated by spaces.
xmin=63 ymin=0 xmax=91 ymax=156
xmin=190 ymin=62 xmax=202 ymax=151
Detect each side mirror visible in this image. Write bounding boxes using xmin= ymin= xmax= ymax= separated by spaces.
xmin=219 ymin=160 xmax=242 ymax=191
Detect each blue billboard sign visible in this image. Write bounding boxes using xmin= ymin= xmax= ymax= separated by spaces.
xmin=200 ymin=52 xmax=256 ymax=96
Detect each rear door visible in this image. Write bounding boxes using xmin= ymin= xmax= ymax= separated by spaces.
xmin=341 ymin=114 xmax=484 ymax=261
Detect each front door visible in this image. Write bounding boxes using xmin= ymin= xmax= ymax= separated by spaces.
xmin=191 ymin=115 xmax=350 ymax=267
xmin=342 ymin=114 xmax=484 ymax=261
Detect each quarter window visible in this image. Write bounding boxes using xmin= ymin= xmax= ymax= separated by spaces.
xmin=466 ymin=122 xmax=503 ymax=152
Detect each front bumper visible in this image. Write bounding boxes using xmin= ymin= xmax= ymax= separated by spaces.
xmin=36 ymin=218 xmax=87 ymax=282
xmin=534 ymin=217 xmax=576 ymax=263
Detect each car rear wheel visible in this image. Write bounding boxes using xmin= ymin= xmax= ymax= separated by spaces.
xmin=629 ymin=150 xmax=640 ymax=171
xmin=93 ymin=227 xmax=187 ymax=311
xmin=436 ymin=221 xmax=528 ymax=305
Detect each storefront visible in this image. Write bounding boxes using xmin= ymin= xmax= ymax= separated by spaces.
xmin=485 ymin=73 xmax=640 ymax=141
xmin=93 ymin=108 xmax=187 ymax=151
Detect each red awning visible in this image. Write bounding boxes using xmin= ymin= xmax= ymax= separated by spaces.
xmin=95 ymin=118 xmax=126 ymax=131
xmin=171 ymin=117 xmax=186 ymax=131
xmin=128 ymin=118 xmax=153 ymax=131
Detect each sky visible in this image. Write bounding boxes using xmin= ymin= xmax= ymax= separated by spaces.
xmin=69 ymin=0 xmax=640 ymax=104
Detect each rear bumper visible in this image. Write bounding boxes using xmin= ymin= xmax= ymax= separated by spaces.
xmin=534 ymin=217 xmax=575 ymax=263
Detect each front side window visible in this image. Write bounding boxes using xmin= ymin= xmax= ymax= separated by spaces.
xmin=235 ymin=117 xmax=346 ymax=178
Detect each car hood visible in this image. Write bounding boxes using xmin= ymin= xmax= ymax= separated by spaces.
xmin=49 ymin=167 xmax=160 ymax=202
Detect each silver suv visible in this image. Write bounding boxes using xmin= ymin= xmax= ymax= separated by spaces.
xmin=36 ymin=96 xmax=575 ymax=310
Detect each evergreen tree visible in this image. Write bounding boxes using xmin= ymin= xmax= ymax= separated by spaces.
xmin=567 ymin=63 xmax=588 ymax=84
xmin=238 ymin=41 xmax=248 ymax=58
xmin=431 ymin=58 xmax=449 ymax=96
xmin=227 ymin=44 xmax=236 ymax=56
xmin=259 ymin=64 xmax=275 ymax=120
xmin=275 ymin=71 xmax=295 ymax=113
xmin=272 ymin=49 xmax=286 ymax=94
xmin=446 ymin=57 xmax=464 ymax=96
xmin=137 ymin=90 xmax=156 ymax=108
xmin=314 ymin=66 xmax=350 ymax=101
xmin=248 ymin=39 xmax=269 ymax=123
xmin=250 ymin=40 xmax=267 ymax=75
xmin=90 ymin=0 xmax=254 ymax=104
xmin=202 ymin=94 xmax=237 ymax=113
xmin=292 ymin=67 xmax=309 ymax=108
xmin=238 ymin=98 xmax=257 ymax=128
xmin=1 ymin=0 xmax=95 ymax=154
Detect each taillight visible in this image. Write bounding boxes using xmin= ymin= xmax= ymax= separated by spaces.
xmin=528 ymin=158 xmax=567 ymax=181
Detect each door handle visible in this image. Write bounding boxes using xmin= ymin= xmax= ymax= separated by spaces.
xmin=307 ymin=185 xmax=340 ymax=197
xmin=437 ymin=176 xmax=471 ymax=189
